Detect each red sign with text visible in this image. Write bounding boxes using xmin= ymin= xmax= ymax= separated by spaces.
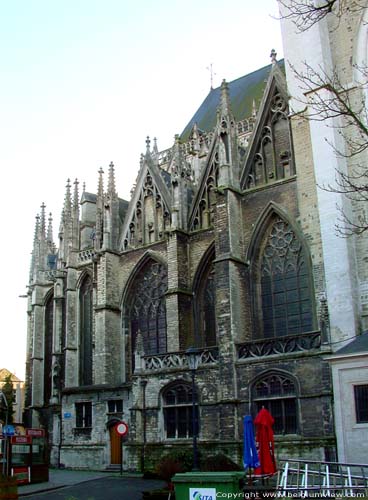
xmin=26 ymin=428 xmax=45 ymax=437
xmin=11 ymin=435 xmax=32 ymax=444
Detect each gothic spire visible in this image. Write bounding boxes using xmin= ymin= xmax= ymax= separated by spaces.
xmin=145 ymin=136 xmax=151 ymax=160
xmin=73 ymin=178 xmax=80 ymax=219
xmin=30 ymin=213 xmax=40 ymax=282
xmin=97 ymin=167 xmax=104 ymax=201
xmin=107 ymin=161 xmax=117 ymax=199
xmin=219 ymin=79 xmax=232 ymax=120
xmin=63 ymin=179 xmax=72 ymax=221
xmin=152 ymin=137 xmax=159 ymax=156
xmin=34 ymin=214 xmax=40 ymax=243
xmin=40 ymin=202 xmax=46 ymax=239
xmin=47 ymin=212 xmax=54 ymax=246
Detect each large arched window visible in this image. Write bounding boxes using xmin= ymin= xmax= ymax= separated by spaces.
xmin=252 ymin=371 xmax=298 ymax=434
xmin=128 ymin=259 xmax=167 ymax=356
xmin=194 ymin=249 xmax=216 ymax=347
xmin=257 ymin=216 xmax=314 ymax=338
xmin=79 ymin=275 xmax=93 ymax=386
xmin=162 ymin=382 xmax=198 ymax=439
xmin=44 ymin=294 xmax=53 ymax=404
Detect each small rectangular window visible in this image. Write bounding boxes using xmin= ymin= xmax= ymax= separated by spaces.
xmin=75 ymin=402 xmax=92 ymax=428
xmin=354 ymin=385 xmax=368 ymax=423
xmin=107 ymin=400 xmax=123 ymax=414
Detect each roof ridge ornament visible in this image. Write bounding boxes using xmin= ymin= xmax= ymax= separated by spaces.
xmin=270 ymin=48 xmax=277 ymax=65
xmin=206 ymin=63 xmax=216 ymax=90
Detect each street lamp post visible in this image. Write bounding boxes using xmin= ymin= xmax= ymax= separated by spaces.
xmin=186 ymin=347 xmax=199 ymax=471
xmin=0 ymin=390 xmax=9 ymax=476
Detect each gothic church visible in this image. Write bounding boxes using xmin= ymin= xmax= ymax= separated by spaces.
xmin=25 ymin=2 xmax=368 ymax=469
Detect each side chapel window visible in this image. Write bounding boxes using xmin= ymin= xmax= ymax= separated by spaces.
xmin=80 ymin=275 xmax=93 ymax=386
xmin=163 ymin=382 xmax=199 ymax=439
xmin=252 ymin=372 xmax=298 ymax=434
xmin=259 ymin=217 xmax=313 ymax=338
xmin=129 ymin=260 xmax=167 ymax=356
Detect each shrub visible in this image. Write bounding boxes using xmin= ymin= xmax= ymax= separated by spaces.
xmin=155 ymin=449 xmax=194 ymax=484
xmin=201 ymin=453 xmax=242 ymax=472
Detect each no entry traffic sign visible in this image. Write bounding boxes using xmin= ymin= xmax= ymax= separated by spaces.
xmin=115 ymin=422 xmax=128 ymax=437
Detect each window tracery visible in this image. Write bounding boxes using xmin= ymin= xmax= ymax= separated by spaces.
xmin=195 ymin=257 xmax=216 ymax=347
xmin=123 ymin=172 xmax=170 ymax=250
xmin=244 ymin=90 xmax=294 ymax=189
xmin=252 ymin=372 xmax=298 ymax=434
xmin=44 ymin=294 xmax=53 ymax=403
xmin=162 ymin=382 xmax=198 ymax=439
xmin=190 ymin=153 xmax=219 ymax=231
xmin=79 ymin=275 xmax=93 ymax=386
xmin=129 ymin=260 xmax=168 ymax=358
xmin=258 ymin=217 xmax=313 ymax=338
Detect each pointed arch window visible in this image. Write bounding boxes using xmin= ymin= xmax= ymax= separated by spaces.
xmin=195 ymin=252 xmax=216 ymax=347
xmin=44 ymin=294 xmax=53 ymax=404
xmin=79 ymin=275 xmax=93 ymax=386
xmin=252 ymin=372 xmax=298 ymax=434
xmin=257 ymin=217 xmax=314 ymax=338
xmin=128 ymin=260 xmax=167 ymax=357
xmin=163 ymin=382 xmax=198 ymax=439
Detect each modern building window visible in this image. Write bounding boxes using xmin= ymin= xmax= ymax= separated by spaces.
xmin=163 ymin=383 xmax=198 ymax=439
xmin=107 ymin=400 xmax=123 ymax=414
xmin=252 ymin=372 xmax=298 ymax=434
xmin=75 ymin=402 xmax=92 ymax=428
xmin=258 ymin=217 xmax=313 ymax=338
xmin=354 ymin=384 xmax=368 ymax=423
xmin=128 ymin=260 xmax=167 ymax=357
xmin=79 ymin=275 xmax=93 ymax=386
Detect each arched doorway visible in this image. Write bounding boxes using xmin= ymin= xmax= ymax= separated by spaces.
xmin=108 ymin=422 xmax=122 ymax=465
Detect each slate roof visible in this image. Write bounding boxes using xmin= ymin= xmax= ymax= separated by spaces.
xmin=180 ymin=60 xmax=285 ymax=142
xmin=334 ymin=332 xmax=368 ymax=356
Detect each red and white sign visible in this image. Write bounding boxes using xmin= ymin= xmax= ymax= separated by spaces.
xmin=115 ymin=422 xmax=128 ymax=436
xmin=11 ymin=435 xmax=32 ymax=444
xmin=11 ymin=466 xmax=31 ymax=485
xmin=26 ymin=428 xmax=45 ymax=437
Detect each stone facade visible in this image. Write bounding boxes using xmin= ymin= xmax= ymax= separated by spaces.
xmin=24 ymin=4 xmax=368 ymax=468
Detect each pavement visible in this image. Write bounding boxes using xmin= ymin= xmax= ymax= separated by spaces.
xmin=18 ymin=468 xmax=142 ymax=497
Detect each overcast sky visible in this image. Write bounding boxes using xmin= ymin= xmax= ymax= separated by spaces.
xmin=0 ymin=0 xmax=283 ymax=379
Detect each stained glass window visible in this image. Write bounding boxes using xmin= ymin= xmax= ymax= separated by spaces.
xmin=260 ymin=218 xmax=313 ymax=337
xmin=196 ymin=259 xmax=216 ymax=347
xmin=129 ymin=260 xmax=167 ymax=356
xmin=44 ymin=295 xmax=53 ymax=403
xmin=80 ymin=275 xmax=93 ymax=386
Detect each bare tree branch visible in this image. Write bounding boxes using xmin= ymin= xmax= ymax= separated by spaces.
xmin=278 ymin=0 xmax=365 ymax=32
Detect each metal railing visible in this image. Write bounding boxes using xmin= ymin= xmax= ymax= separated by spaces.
xmin=277 ymin=458 xmax=368 ymax=496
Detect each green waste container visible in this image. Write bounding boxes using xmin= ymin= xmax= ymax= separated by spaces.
xmin=172 ymin=471 xmax=245 ymax=500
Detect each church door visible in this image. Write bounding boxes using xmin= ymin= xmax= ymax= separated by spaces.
xmin=109 ymin=426 xmax=122 ymax=465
